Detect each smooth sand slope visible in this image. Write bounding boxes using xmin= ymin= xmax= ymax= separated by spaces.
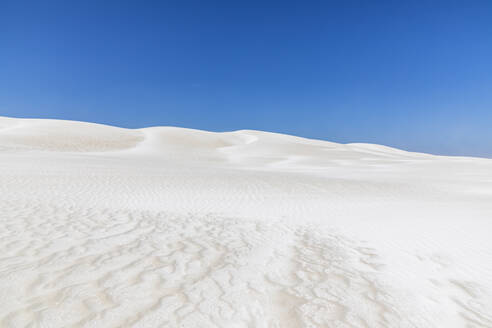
xmin=1 ymin=116 xmax=491 ymax=327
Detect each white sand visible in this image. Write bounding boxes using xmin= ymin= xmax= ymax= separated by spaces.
xmin=1 ymin=116 xmax=491 ymax=327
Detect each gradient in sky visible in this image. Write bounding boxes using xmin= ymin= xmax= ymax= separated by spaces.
xmin=1 ymin=0 xmax=491 ymax=157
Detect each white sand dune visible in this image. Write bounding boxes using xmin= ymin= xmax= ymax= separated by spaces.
xmin=1 ymin=116 xmax=491 ymax=327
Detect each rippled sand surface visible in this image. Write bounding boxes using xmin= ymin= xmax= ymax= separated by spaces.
xmin=1 ymin=116 xmax=491 ymax=327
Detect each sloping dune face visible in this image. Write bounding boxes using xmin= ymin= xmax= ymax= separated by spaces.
xmin=0 ymin=117 xmax=143 ymax=152
xmin=1 ymin=117 xmax=492 ymax=328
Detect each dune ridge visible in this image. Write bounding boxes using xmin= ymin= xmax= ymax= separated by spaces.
xmin=0 ymin=116 xmax=491 ymax=327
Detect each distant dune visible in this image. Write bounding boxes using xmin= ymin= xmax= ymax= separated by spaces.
xmin=1 ymin=116 xmax=491 ymax=327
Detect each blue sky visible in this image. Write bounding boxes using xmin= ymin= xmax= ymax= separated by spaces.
xmin=1 ymin=0 xmax=491 ymax=157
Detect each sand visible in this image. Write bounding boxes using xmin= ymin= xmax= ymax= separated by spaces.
xmin=0 ymin=116 xmax=491 ymax=327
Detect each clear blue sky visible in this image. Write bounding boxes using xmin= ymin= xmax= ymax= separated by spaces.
xmin=1 ymin=1 xmax=491 ymax=157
